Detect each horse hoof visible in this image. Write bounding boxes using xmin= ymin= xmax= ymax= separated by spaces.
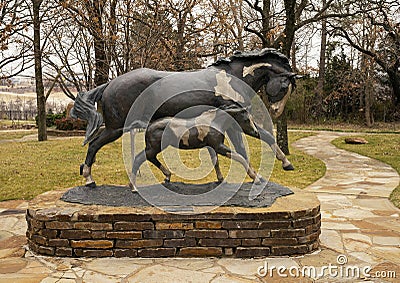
xmin=260 ymin=177 xmax=267 ymax=183
xmin=79 ymin=164 xmax=84 ymax=175
xmin=283 ymin=164 xmax=294 ymax=171
xmin=129 ymin=183 xmax=137 ymax=192
xmin=85 ymin=182 xmax=96 ymax=188
xmin=164 ymin=178 xmax=170 ymax=183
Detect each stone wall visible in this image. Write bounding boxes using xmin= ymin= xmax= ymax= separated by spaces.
xmin=26 ymin=201 xmax=320 ymax=258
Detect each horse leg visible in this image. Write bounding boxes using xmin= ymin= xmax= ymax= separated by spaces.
xmin=207 ymin=147 xmax=224 ymax=183
xmin=271 ymin=143 xmax=294 ymax=170
xmin=146 ymin=151 xmax=172 ymax=183
xmin=226 ymin=127 xmax=248 ymax=161
xmin=130 ymin=129 xmax=136 ymax=172
xmin=129 ymin=129 xmax=142 ymax=177
xmin=130 ymin=149 xmax=147 ymax=191
xmin=215 ymin=144 xmax=261 ymax=184
xmin=244 ymin=123 xmax=294 ymax=171
xmin=80 ymin=164 xmax=95 ymax=187
xmin=81 ymin=127 xmax=123 ymax=187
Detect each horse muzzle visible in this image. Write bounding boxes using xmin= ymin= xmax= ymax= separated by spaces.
xmin=270 ymin=84 xmax=292 ymax=118
xmin=271 ymin=103 xmax=283 ymax=118
xmin=270 ymin=101 xmax=286 ymax=118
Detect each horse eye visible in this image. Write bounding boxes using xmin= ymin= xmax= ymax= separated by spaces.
xmin=281 ymin=78 xmax=289 ymax=85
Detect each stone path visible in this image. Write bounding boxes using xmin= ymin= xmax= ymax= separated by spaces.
xmin=292 ymin=132 xmax=400 ymax=270
xmin=0 ymin=131 xmax=399 ymax=282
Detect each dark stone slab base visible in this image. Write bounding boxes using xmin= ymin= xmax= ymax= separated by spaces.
xmin=61 ymin=181 xmax=293 ymax=208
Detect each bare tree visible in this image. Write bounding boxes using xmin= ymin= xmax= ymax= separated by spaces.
xmin=27 ymin=0 xmax=69 ymax=140
xmin=111 ymin=0 xmax=178 ymax=71
xmin=0 ymin=0 xmax=33 ymax=79
xmin=315 ymin=0 xmax=327 ymax=102
xmin=333 ymin=0 xmax=400 ymax=105
xmin=147 ymin=0 xmax=216 ymax=71
xmin=60 ymin=0 xmax=117 ymax=86
xmin=32 ymin=0 xmax=46 ymax=140
xmin=44 ymin=18 xmax=95 ymax=95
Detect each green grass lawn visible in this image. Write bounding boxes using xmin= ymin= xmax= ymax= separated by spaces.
xmin=0 ymin=137 xmax=128 ymax=200
xmin=0 ymin=119 xmax=36 ymax=128
xmin=0 ymin=130 xmax=37 ymax=141
xmin=0 ymin=131 xmax=325 ymax=201
xmin=332 ymin=134 xmax=400 ymax=208
xmin=289 ymin=121 xmax=400 ymax=134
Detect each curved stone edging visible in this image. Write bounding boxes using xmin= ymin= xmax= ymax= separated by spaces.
xmin=26 ymin=188 xmax=321 ymax=258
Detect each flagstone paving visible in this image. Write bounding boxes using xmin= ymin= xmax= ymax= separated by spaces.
xmin=292 ymin=131 xmax=400 ymax=280
xmin=0 ymin=130 xmax=399 ymax=282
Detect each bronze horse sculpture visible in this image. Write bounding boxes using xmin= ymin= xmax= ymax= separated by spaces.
xmin=130 ymin=107 xmax=265 ymax=190
xmin=71 ymin=48 xmax=299 ymax=187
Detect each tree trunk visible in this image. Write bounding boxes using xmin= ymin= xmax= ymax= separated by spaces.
xmin=261 ymin=0 xmax=271 ymax=46
xmin=229 ymin=0 xmax=244 ymax=50
xmin=365 ymin=83 xmax=372 ymax=127
xmin=108 ymin=0 xmax=118 ymax=74
xmin=274 ymin=0 xmax=296 ymax=155
xmin=388 ymin=70 xmax=400 ymax=105
xmin=85 ymin=0 xmax=109 ymax=86
xmin=89 ymin=0 xmax=109 ymax=114
xmin=175 ymin=15 xmax=187 ymax=71
xmin=93 ymin=38 xmax=108 ymax=114
xmin=276 ymin=108 xmax=289 ymax=154
xmin=33 ymin=0 xmax=47 ymax=141
xmin=291 ymin=40 xmax=296 ymax=71
xmin=315 ymin=0 xmax=327 ymax=105
xmin=93 ymin=39 xmax=109 ymax=86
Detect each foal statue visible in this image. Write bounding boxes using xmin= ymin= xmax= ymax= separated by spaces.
xmin=130 ymin=107 xmax=267 ymax=190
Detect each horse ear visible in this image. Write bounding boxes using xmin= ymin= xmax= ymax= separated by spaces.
xmin=223 ymin=105 xmax=246 ymax=114
xmin=288 ymin=73 xmax=304 ymax=80
xmin=286 ymin=73 xmax=304 ymax=83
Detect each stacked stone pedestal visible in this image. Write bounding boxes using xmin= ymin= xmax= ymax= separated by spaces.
xmin=26 ymin=188 xmax=320 ymax=258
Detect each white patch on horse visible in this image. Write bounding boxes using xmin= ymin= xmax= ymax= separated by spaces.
xmin=194 ymin=110 xmax=217 ymax=141
xmin=82 ymin=164 xmax=95 ymax=185
xmin=167 ymin=122 xmax=191 ymax=146
xmin=242 ymin=63 xmax=272 ymax=77
xmin=214 ymin=70 xmax=245 ymax=103
xmin=270 ymin=84 xmax=292 ymax=117
xmin=248 ymin=113 xmax=258 ymax=134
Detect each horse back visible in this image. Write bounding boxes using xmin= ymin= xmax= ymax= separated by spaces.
xmin=101 ymin=68 xmax=174 ymax=129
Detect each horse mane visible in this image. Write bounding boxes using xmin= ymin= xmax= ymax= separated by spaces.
xmin=211 ymin=48 xmax=290 ymax=70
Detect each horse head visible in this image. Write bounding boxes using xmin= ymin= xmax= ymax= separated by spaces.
xmin=267 ymin=72 xmax=302 ymax=117
xmin=211 ymin=48 xmax=301 ymax=118
xmin=222 ymin=105 xmax=259 ymax=137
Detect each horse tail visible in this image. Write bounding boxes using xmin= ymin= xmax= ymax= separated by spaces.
xmin=70 ymin=83 xmax=109 ymax=145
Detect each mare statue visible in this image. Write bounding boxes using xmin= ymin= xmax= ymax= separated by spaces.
xmin=71 ymin=48 xmax=300 ymax=187
xmin=130 ymin=107 xmax=269 ymax=190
